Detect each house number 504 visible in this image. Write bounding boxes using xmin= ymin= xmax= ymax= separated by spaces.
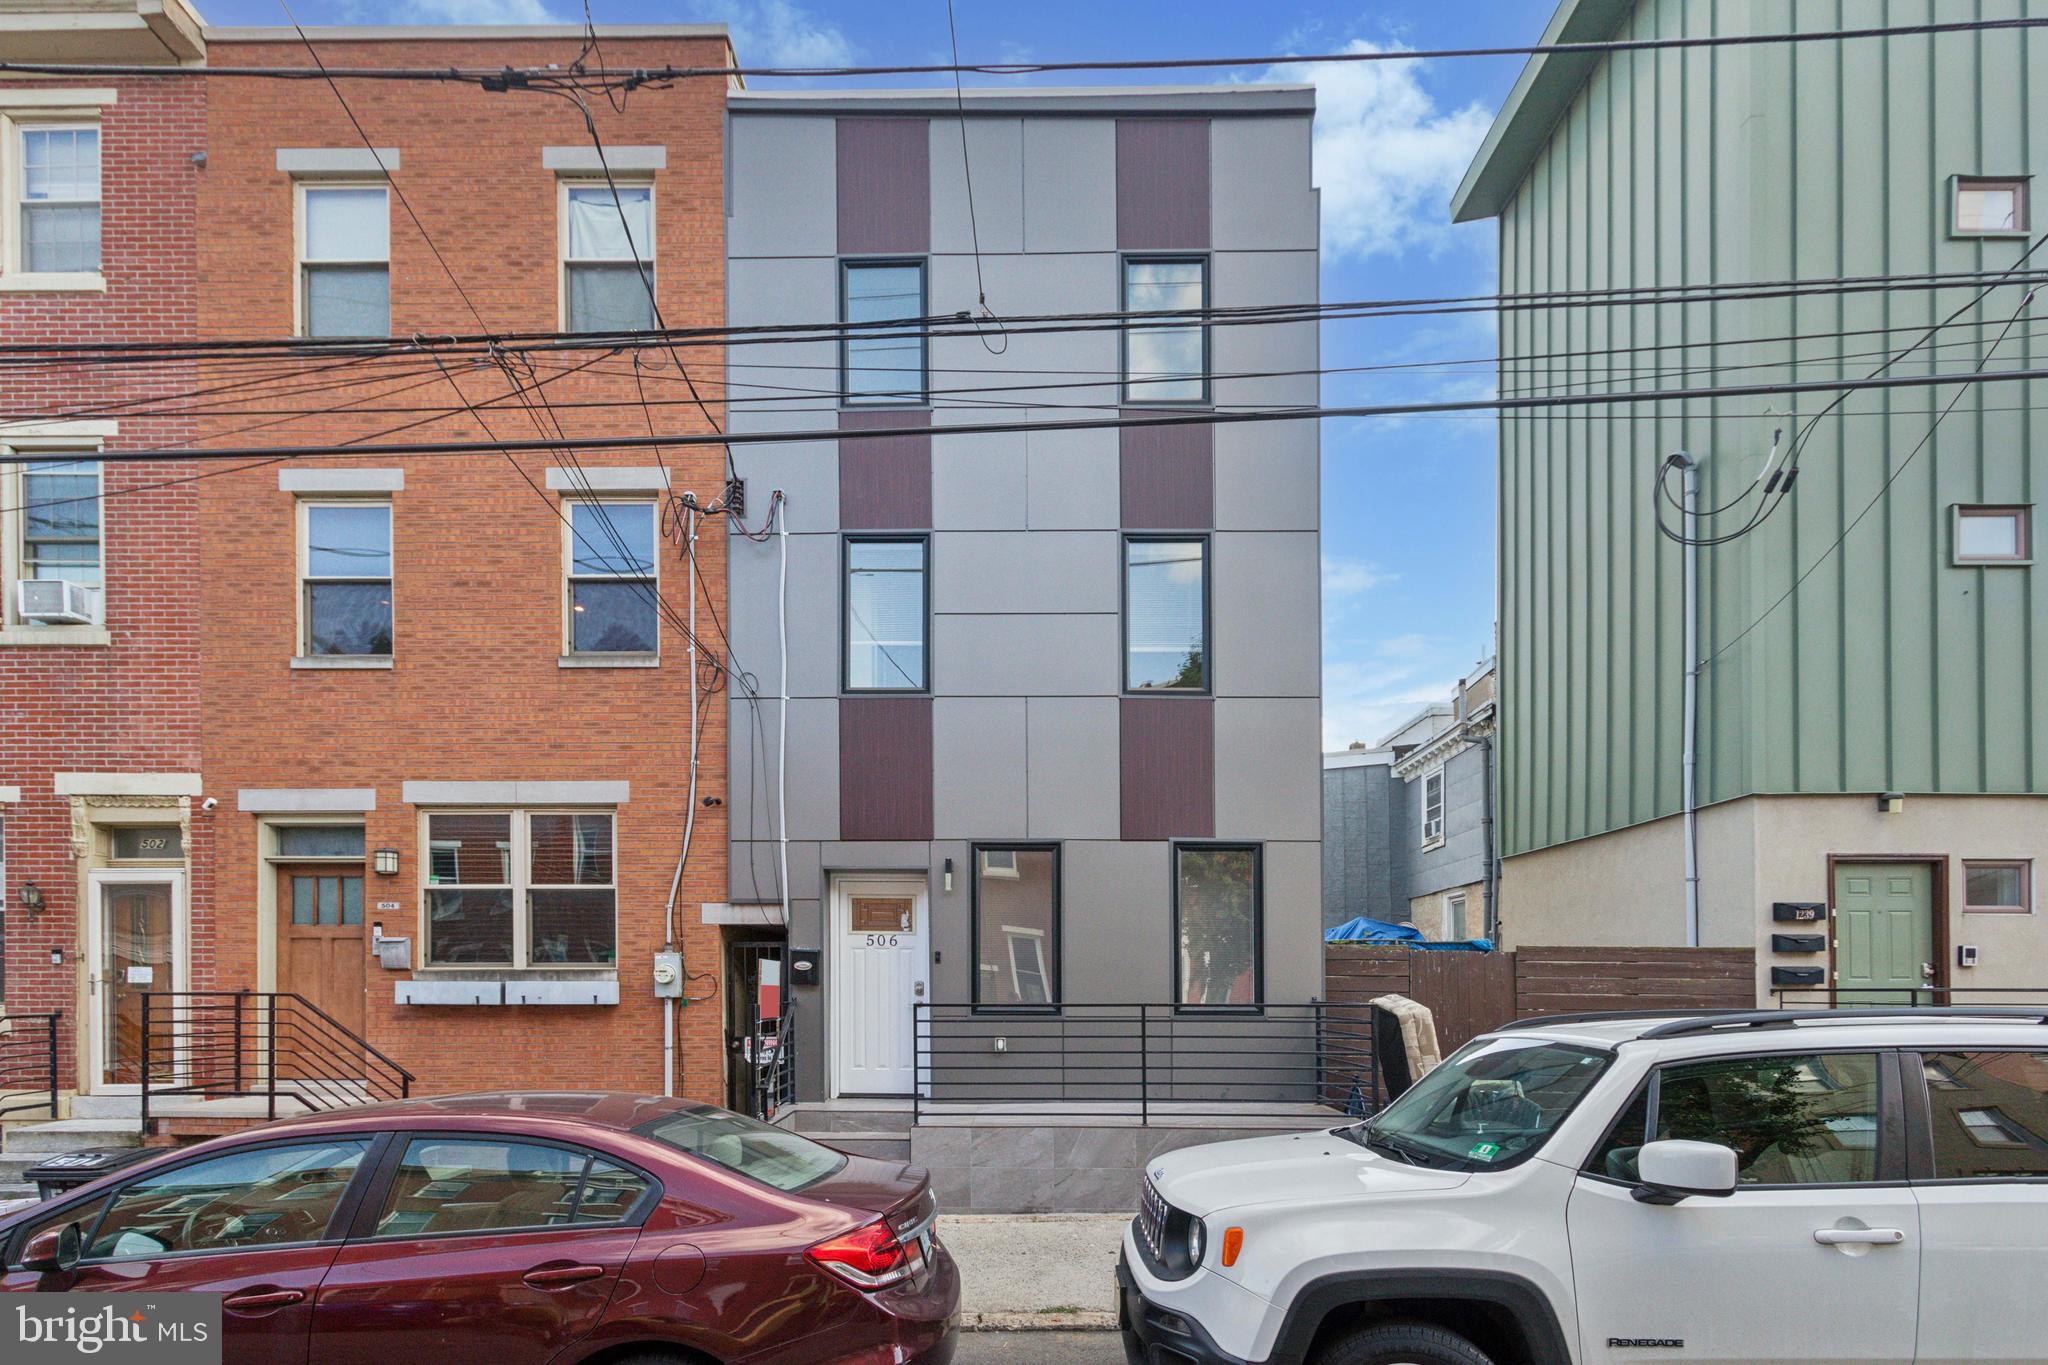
xmin=865 ymin=934 xmax=900 ymax=947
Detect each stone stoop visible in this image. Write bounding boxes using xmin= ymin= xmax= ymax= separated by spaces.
xmin=0 ymin=1118 xmax=144 ymax=1199
xmin=783 ymin=1102 xmax=913 ymax=1164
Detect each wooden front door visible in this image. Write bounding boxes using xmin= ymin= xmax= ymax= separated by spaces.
xmin=277 ymin=865 xmax=368 ymax=1038
xmin=1834 ymin=860 xmax=1937 ymax=1004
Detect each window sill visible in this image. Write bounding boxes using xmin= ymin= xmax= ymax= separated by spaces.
xmin=558 ymin=653 xmax=659 ymax=669
xmin=291 ymin=655 xmax=394 ymax=670
xmin=1955 ymin=557 xmax=2034 ymax=567
xmin=0 ymin=272 xmax=107 ymax=293
xmin=1419 ymin=837 xmax=1446 ymax=853
xmin=1953 ymin=229 xmax=2033 ymax=240
xmin=0 ymin=624 xmax=111 ymax=647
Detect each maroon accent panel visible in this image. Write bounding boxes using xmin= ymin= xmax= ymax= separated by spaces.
xmin=1119 ymin=698 xmax=1214 ymax=841
xmin=840 ymin=410 xmax=932 ymax=529
xmin=837 ymin=118 xmax=931 ymax=255
xmin=841 ymin=697 xmax=935 ymax=841
xmin=1115 ymin=119 xmax=1211 ymax=249
xmin=1120 ymin=415 xmax=1214 ymax=528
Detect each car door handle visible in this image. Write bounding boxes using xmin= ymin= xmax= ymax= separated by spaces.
xmin=523 ymin=1264 xmax=607 ymax=1288
xmin=224 ymin=1289 xmax=306 ymax=1313
xmin=1814 ymin=1228 xmax=1906 ymax=1246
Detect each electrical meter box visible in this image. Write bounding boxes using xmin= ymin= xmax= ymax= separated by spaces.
xmin=653 ymin=951 xmax=684 ymax=998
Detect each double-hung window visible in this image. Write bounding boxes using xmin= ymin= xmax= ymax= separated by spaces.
xmin=299 ymin=184 xmax=390 ymax=337
xmin=972 ymin=845 xmax=1059 ymax=1008
xmin=841 ymin=260 xmax=926 ymax=404
xmin=1124 ymin=537 xmax=1207 ymax=691
xmin=423 ymin=809 xmax=617 ymax=968
xmin=566 ymin=500 xmax=659 ymax=656
xmin=299 ymin=501 xmax=392 ymax=657
xmin=1175 ymin=844 xmax=1260 ymax=1008
xmin=1421 ymin=768 xmax=1446 ymax=846
xmin=563 ymin=184 xmax=655 ymax=332
xmin=15 ymin=124 xmax=100 ymax=276
xmin=844 ymin=537 xmax=927 ymax=691
xmin=1123 ymin=257 xmax=1207 ymax=403
xmin=3 ymin=448 xmax=104 ymax=631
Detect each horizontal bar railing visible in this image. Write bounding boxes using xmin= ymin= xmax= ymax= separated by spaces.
xmin=913 ymin=1002 xmax=1380 ymax=1125
xmin=141 ymin=991 xmax=413 ymax=1128
xmin=0 ymin=1012 xmax=60 ymax=1120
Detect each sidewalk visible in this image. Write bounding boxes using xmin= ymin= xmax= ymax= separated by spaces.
xmin=943 ymin=1213 xmax=1130 ymax=1331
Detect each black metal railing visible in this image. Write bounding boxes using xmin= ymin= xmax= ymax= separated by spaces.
xmin=1776 ymin=987 xmax=2048 ymax=1009
xmin=752 ymin=997 xmax=796 ymax=1122
xmin=0 ymin=1011 xmax=60 ymax=1120
xmin=140 ymin=991 xmax=413 ymax=1128
xmin=913 ymin=1002 xmax=1378 ymax=1125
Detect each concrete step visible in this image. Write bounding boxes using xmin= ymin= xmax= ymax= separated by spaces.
xmin=819 ymin=1131 xmax=912 ymax=1162
xmin=2 ymin=1119 xmax=143 ymax=1155
xmin=786 ymin=1101 xmax=914 ymax=1136
xmin=68 ymin=1094 xmax=143 ymax=1121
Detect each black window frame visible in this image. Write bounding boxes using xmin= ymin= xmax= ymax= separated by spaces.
xmin=969 ymin=842 xmax=1062 ymax=1014
xmin=3 ymin=1132 xmax=392 ymax=1269
xmin=1904 ymin=1048 xmax=2048 ymax=1184
xmin=839 ymin=256 xmax=929 ymax=407
xmin=346 ymin=1130 xmax=662 ymax=1243
xmin=840 ymin=533 xmax=930 ymax=694
xmin=1121 ymin=533 xmax=1211 ymax=695
xmin=1171 ymin=841 xmax=1263 ymax=1013
xmin=1120 ymin=253 xmax=1211 ymax=407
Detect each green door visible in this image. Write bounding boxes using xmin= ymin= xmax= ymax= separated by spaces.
xmin=1834 ymin=862 xmax=1935 ymax=1004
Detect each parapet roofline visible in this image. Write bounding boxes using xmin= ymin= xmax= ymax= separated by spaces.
xmin=204 ymin=24 xmax=730 ymax=41
xmin=730 ymin=84 xmax=1317 ymax=116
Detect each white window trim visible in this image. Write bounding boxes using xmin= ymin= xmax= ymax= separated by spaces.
xmin=1444 ymin=891 xmax=1468 ymax=940
xmin=417 ymin=807 xmax=619 ymax=972
xmin=0 ymin=436 xmax=110 ymax=646
xmin=560 ymin=496 xmax=661 ymax=663
xmin=557 ymin=177 xmax=656 ymax=333
xmin=295 ymin=496 xmax=393 ymax=663
xmin=294 ymin=179 xmax=391 ymax=338
xmin=1005 ymin=927 xmax=1049 ymax=1003
xmin=1420 ymin=767 xmax=1446 ymax=848
xmin=0 ymin=111 xmax=106 ymax=291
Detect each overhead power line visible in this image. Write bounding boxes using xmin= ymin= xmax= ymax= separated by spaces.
xmin=3 ymin=14 xmax=2042 ymax=83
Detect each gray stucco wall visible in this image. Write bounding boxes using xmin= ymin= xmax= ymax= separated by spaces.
xmin=726 ymin=92 xmax=1323 ymax=1103
xmin=1322 ymin=740 xmax=1492 ymax=932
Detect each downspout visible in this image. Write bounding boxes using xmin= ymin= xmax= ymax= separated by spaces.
xmin=1475 ymin=729 xmax=1498 ymax=938
xmin=1674 ymin=451 xmax=1702 ymax=947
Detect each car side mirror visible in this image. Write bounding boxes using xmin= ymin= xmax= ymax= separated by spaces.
xmin=1632 ymin=1139 xmax=1739 ymax=1205
xmin=20 ymin=1222 xmax=82 ymax=1274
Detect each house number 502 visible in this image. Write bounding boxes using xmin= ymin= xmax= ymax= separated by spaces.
xmin=865 ymin=934 xmax=900 ymax=947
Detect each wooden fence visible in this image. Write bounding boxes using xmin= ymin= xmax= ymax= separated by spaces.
xmin=1323 ymin=944 xmax=1757 ymax=1104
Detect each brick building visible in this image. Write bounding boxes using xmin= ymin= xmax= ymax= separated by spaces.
xmin=0 ymin=1 xmax=210 ymax=1105
xmin=184 ymin=23 xmax=733 ymax=1106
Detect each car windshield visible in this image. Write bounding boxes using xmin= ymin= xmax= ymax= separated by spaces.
xmin=634 ymin=1107 xmax=847 ymax=1192
xmin=1360 ymin=1036 xmax=1612 ymax=1171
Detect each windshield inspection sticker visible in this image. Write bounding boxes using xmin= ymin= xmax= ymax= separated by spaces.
xmin=1467 ymin=1141 xmax=1501 ymax=1161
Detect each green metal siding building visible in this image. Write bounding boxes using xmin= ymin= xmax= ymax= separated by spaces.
xmin=1454 ymin=0 xmax=2048 ymax=998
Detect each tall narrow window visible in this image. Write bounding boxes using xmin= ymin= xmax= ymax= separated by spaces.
xmin=841 ymin=260 xmax=926 ymax=403
xmin=564 ymin=184 xmax=655 ymax=332
xmin=1420 ymin=769 xmax=1446 ymax=846
xmin=566 ymin=500 xmax=659 ymax=656
xmin=20 ymin=458 xmax=102 ymax=589
xmin=423 ymin=812 xmax=514 ymax=966
xmin=1124 ymin=537 xmax=1207 ymax=691
xmin=973 ymin=845 xmax=1058 ymax=1008
xmin=1176 ymin=845 xmax=1260 ymax=1008
xmin=528 ymin=812 xmax=617 ymax=964
xmin=20 ymin=125 xmax=99 ymax=274
xmin=1123 ymin=257 xmax=1207 ymax=403
xmin=300 ymin=185 xmax=390 ymax=337
xmin=844 ymin=537 xmax=926 ymax=691
xmin=300 ymin=501 xmax=393 ymax=657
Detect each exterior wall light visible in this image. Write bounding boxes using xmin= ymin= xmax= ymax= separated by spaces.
xmin=373 ymin=849 xmax=401 ymax=876
xmin=19 ymin=881 xmax=44 ymax=916
xmin=943 ymin=857 xmax=955 ymax=893
xmin=1878 ymin=792 xmax=1905 ymax=815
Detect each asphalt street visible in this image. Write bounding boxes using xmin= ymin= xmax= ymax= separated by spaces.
xmin=956 ymin=1330 xmax=1125 ymax=1363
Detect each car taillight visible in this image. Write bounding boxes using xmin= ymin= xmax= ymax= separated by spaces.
xmin=806 ymin=1218 xmax=922 ymax=1291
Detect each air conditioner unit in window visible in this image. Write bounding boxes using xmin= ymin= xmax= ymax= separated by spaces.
xmin=15 ymin=579 xmax=101 ymax=625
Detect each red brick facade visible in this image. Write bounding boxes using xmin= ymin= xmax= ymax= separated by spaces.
xmin=0 ymin=76 xmax=207 ymax=1090
xmin=190 ymin=35 xmax=731 ymax=1102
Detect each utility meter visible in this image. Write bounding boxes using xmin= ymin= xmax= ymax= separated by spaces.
xmin=653 ymin=951 xmax=684 ymax=998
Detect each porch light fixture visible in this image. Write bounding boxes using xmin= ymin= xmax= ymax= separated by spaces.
xmin=19 ymin=881 xmax=43 ymax=916
xmin=373 ymin=848 xmax=401 ymax=876
xmin=943 ymin=857 xmax=955 ymax=893
xmin=1878 ymin=792 xmax=1905 ymax=815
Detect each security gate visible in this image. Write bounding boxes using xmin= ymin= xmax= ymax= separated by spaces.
xmin=725 ymin=938 xmax=791 ymax=1119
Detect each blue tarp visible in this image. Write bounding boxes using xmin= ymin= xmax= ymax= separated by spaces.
xmin=1324 ymin=916 xmax=1494 ymax=952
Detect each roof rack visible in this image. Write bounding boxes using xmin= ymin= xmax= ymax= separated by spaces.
xmin=1492 ymin=1009 xmax=1755 ymax=1033
xmin=1638 ymin=1007 xmax=2048 ymax=1040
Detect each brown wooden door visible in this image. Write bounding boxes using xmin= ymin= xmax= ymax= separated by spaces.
xmin=277 ymin=866 xmax=368 ymax=1065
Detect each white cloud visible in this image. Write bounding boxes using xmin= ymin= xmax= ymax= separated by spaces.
xmin=1322 ymin=555 xmax=1397 ymax=598
xmin=683 ymin=0 xmax=853 ymax=68
xmin=1321 ymin=658 xmax=1458 ymax=751
xmin=1265 ymin=40 xmax=1492 ymax=261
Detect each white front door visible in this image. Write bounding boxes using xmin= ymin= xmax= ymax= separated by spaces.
xmin=830 ymin=875 xmax=928 ymax=1097
xmin=85 ymin=869 xmax=186 ymax=1091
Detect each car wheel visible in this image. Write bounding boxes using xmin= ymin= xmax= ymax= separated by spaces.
xmin=1315 ymin=1320 xmax=1496 ymax=1365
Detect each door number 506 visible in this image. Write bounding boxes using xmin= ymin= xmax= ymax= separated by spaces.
xmin=864 ymin=934 xmax=901 ymax=947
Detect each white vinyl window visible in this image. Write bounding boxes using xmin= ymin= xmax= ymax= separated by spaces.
xmin=1445 ymin=892 xmax=1469 ymax=941
xmin=562 ymin=182 xmax=655 ymax=332
xmin=421 ymin=809 xmax=617 ymax=968
xmin=1953 ymin=505 xmax=2032 ymax=565
xmin=2 ymin=446 xmax=104 ymax=631
xmin=298 ymin=184 xmax=390 ymax=337
xmin=1421 ymin=768 xmax=1446 ymax=846
xmin=298 ymin=500 xmax=392 ymax=657
xmin=565 ymin=500 xmax=658 ymax=656
xmin=8 ymin=122 xmax=100 ymax=278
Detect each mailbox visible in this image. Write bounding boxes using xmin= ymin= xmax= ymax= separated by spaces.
xmin=1772 ymin=933 xmax=1826 ymax=955
xmin=789 ymin=952 xmax=820 ymax=987
xmin=1771 ymin=966 xmax=1826 ymax=987
xmin=1772 ymin=902 xmax=1827 ymax=923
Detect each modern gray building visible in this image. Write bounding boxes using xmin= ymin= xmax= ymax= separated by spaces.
xmin=721 ymin=85 xmax=1323 ymax=1114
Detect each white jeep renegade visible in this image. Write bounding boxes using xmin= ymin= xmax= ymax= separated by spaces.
xmin=1117 ymin=1008 xmax=2048 ymax=1365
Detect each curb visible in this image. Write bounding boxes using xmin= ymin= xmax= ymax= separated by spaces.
xmin=964 ymin=1311 xmax=1119 ymax=1332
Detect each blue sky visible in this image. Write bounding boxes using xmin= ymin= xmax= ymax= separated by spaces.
xmin=200 ymin=0 xmax=1545 ymax=748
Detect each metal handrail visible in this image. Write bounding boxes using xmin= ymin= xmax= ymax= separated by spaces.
xmin=141 ymin=991 xmax=413 ymax=1129
xmin=0 ymin=1011 xmax=60 ymax=1120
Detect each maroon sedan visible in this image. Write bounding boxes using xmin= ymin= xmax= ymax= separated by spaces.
xmin=0 ymin=1093 xmax=957 ymax=1365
